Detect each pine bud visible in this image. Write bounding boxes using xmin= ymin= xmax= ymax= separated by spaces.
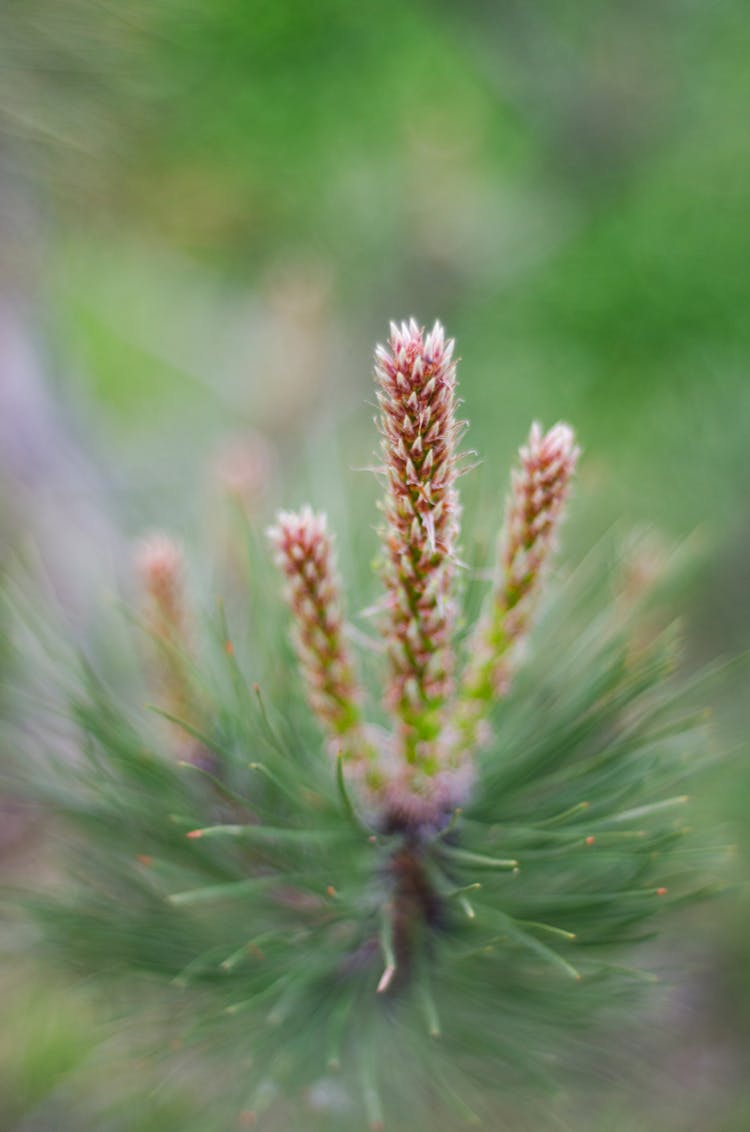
xmin=134 ymin=533 xmax=209 ymax=765
xmin=268 ymin=506 xmax=377 ymax=778
xmin=374 ymin=320 xmax=462 ymax=791
xmin=458 ymin=422 xmax=579 ymax=747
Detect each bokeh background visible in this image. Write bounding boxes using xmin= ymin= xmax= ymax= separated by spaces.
xmin=1 ymin=2 xmax=748 ymax=1129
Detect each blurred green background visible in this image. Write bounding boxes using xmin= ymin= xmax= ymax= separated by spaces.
xmin=1 ymin=1 xmax=748 ymax=1129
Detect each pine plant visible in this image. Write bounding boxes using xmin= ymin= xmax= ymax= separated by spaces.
xmin=5 ymin=320 xmax=715 ymax=1130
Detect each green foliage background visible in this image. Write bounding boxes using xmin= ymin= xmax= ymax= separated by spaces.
xmin=1 ymin=1 xmax=749 ymax=1128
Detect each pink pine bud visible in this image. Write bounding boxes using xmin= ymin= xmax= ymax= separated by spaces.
xmin=460 ymin=422 xmax=579 ymax=734
xmin=375 ymin=319 xmax=462 ymax=780
xmin=268 ymin=507 xmax=375 ymax=774
xmin=213 ymin=429 xmax=276 ymax=515
xmin=135 ymin=533 xmax=189 ymax=652
xmin=135 ymin=533 xmax=212 ymax=767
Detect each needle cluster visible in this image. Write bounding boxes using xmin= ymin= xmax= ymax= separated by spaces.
xmin=7 ymin=318 xmax=715 ymax=1132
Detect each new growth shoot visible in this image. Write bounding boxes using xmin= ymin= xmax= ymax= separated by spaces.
xmin=269 ymin=320 xmax=578 ymax=830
